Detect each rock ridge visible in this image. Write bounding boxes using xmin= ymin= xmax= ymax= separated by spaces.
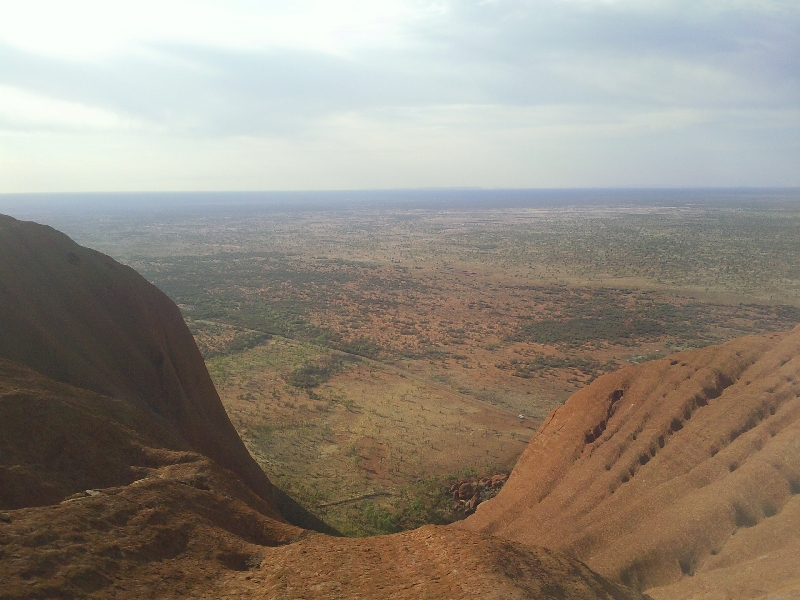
xmin=0 ymin=214 xmax=277 ymax=510
xmin=461 ymin=326 xmax=800 ymax=598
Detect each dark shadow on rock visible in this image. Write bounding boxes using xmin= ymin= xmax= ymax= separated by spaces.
xmin=273 ymin=487 xmax=341 ymax=536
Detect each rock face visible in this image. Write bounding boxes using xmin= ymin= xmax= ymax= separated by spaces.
xmin=0 ymin=215 xmax=276 ymax=509
xmin=461 ymin=327 xmax=800 ymax=598
xmin=0 ymin=359 xmax=304 ymax=598
xmin=449 ymin=473 xmax=508 ymax=515
xmin=227 ymin=526 xmax=644 ymax=600
xmin=0 ymin=214 xmax=647 ymax=599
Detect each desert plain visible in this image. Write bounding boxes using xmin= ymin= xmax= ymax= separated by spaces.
xmin=31 ymin=193 xmax=799 ymax=536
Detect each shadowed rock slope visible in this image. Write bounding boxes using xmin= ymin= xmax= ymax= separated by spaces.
xmin=0 ymin=214 xmax=276 ymax=508
xmin=0 ymin=358 xmax=304 ymax=598
xmin=0 ymin=215 xmax=645 ymax=599
xmin=461 ymin=326 xmax=800 ymax=598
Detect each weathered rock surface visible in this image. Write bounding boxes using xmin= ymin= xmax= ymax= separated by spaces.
xmin=461 ymin=326 xmax=800 ymax=598
xmin=449 ymin=473 xmax=508 ymax=515
xmin=0 ymin=357 xmax=304 ymax=599
xmin=0 ymin=214 xmax=276 ymax=508
xmin=222 ymin=526 xmax=645 ymax=600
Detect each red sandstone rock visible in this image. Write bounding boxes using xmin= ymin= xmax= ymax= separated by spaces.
xmin=491 ymin=474 xmax=508 ymax=487
xmin=458 ymin=481 xmax=476 ymax=500
xmin=0 ymin=215 xmax=277 ymax=512
xmin=461 ymin=327 xmax=800 ymax=598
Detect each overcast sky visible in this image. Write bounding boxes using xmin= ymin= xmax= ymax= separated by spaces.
xmin=0 ymin=0 xmax=798 ymax=192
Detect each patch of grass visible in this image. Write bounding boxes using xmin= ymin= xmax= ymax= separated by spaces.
xmin=509 ymin=292 xmax=703 ymax=348
xmin=333 ymin=337 xmax=383 ymax=359
xmin=361 ymin=504 xmax=399 ymax=535
xmin=352 ymin=470 xmax=500 ymax=537
xmin=499 ymin=355 xmax=610 ymax=379
xmin=287 ymin=354 xmax=360 ymax=389
xmin=394 ymin=476 xmax=459 ymax=530
xmin=514 ymin=316 xmax=661 ymax=346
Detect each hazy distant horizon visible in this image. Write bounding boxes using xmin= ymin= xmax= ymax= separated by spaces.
xmin=2 ymin=188 xmax=799 ymax=222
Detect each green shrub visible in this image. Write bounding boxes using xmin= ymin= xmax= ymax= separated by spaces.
xmin=362 ymin=504 xmax=399 ymax=535
xmin=287 ymin=354 xmax=359 ymax=389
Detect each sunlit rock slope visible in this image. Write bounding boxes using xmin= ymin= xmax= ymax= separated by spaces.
xmin=461 ymin=325 xmax=800 ymax=598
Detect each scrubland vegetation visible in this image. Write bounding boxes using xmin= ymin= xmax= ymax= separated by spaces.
xmin=52 ymin=199 xmax=800 ymax=535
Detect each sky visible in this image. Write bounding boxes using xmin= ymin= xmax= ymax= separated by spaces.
xmin=0 ymin=0 xmax=798 ymax=192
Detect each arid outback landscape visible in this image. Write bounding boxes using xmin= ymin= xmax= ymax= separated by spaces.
xmin=31 ymin=191 xmax=800 ymax=536
xmin=1 ymin=190 xmax=800 ymax=599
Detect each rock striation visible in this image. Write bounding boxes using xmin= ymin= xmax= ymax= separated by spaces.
xmin=461 ymin=326 xmax=800 ymax=598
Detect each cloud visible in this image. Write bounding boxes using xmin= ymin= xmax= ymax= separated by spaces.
xmin=0 ymin=0 xmax=797 ymax=189
xmin=0 ymin=84 xmax=141 ymax=132
xmin=0 ymin=1 xmax=433 ymax=60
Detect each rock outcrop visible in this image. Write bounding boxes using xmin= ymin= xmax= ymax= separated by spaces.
xmin=0 ymin=214 xmax=276 ymax=509
xmin=449 ymin=473 xmax=508 ymax=515
xmin=0 ymin=358 xmax=304 ymax=598
xmin=461 ymin=326 xmax=800 ymax=598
